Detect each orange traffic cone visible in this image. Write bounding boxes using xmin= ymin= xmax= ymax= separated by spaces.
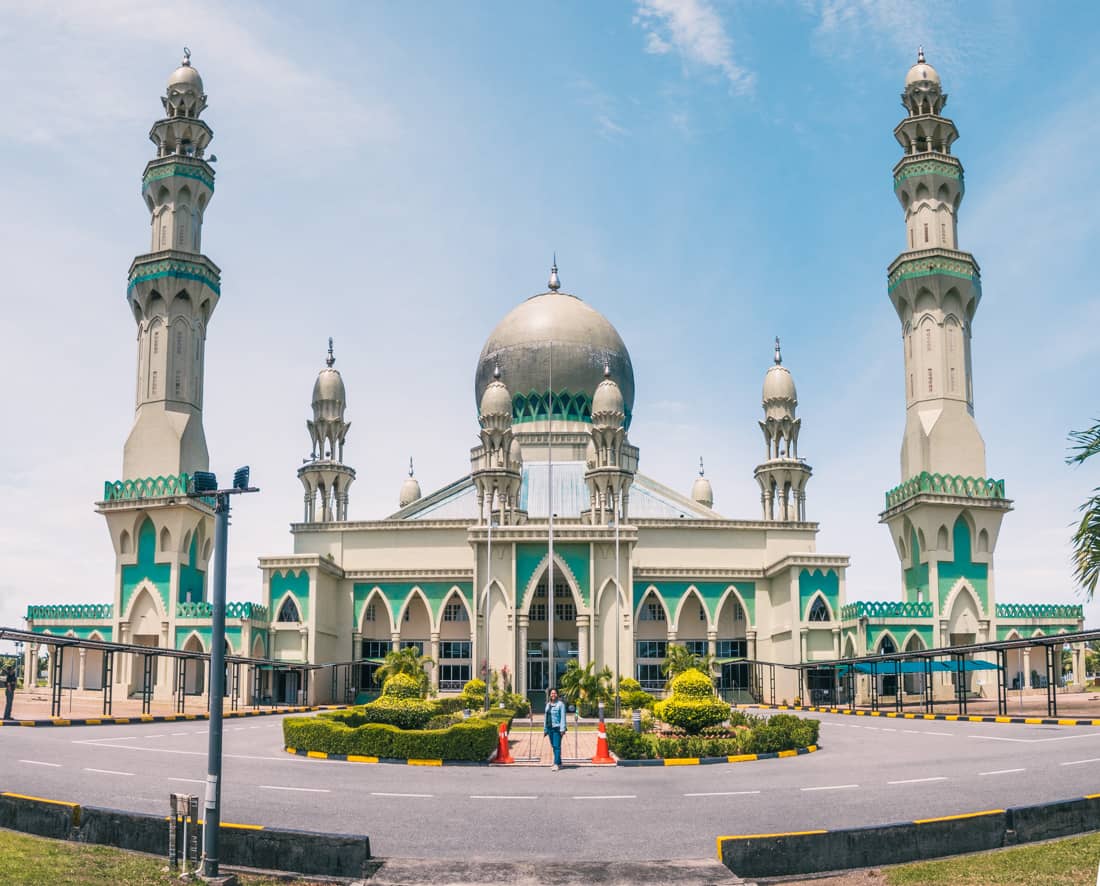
xmin=492 ymin=720 xmax=515 ymax=764
xmin=591 ymin=704 xmax=615 ymax=765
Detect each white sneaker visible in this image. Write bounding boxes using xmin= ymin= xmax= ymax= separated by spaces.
xmin=551 ymin=764 xmax=559 ymax=771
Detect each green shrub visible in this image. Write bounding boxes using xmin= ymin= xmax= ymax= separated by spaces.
xmin=381 ymin=673 xmax=422 ymax=699
xmin=284 ymin=715 xmax=498 ymax=761
xmin=494 ymin=692 xmax=531 ymax=717
xmin=619 ymin=688 xmax=656 ymax=711
xmin=653 ymin=733 xmax=751 ymax=758
xmin=426 ymin=713 xmax=463 ymax=730
xmin=618 ymin=677 xmax=642 ymax=693
xmin=476 ymin=708 xmax=516 ymax=732
xmin=606 ymin=723 xmax=656 ymax=759
xmin=437 ymin=696 xmax=470 ymax=715
xmin=668 ymin=668 xmax=714 ymax=698
xmin=461 ymin=678 xmax=486 ymax=702
xmin=746 ymin=714 xmax=820 ymax=753
xmin=654 ymin=695 xmax=730 ymax=734
xmin=361 ymin=696 xmax=440 ymax=730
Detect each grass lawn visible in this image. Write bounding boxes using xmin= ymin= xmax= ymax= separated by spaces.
xmin=884 ymin=832 xmax=1100 ymax=885
xmin=0 ymin=828 xmax=321 ymax=885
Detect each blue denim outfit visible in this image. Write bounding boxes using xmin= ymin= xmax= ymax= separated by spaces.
xmin=544 ymin=698 xmax=567 ymax=766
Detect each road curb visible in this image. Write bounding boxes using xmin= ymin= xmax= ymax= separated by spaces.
xmin=615 ymin=744 xmax=819 ymax=766
xmin=0 ymin=704 xmax=347 ymax=728
xmin=737 ymin=703 xmax=1100 ymax=727
xmin=716 ymin=794 xmax=1100 ymax=878
xmin=284 ymin=746 xmax=487 ymax=766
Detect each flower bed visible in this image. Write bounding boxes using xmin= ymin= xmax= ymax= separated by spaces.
xmin=283 ymin=711 xmax=500 ymax=761
xmin=607 ymin=711 xmax=820 ymax=760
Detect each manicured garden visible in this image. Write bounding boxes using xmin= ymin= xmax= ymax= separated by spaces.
xmin=283 ymin=648 xmax=530 ymax=762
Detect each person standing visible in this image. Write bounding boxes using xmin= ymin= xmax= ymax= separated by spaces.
xmin=3 ymin=669 xmax=15 ymax=721
xmin=544 ymin=688 xmax=567 ymax=771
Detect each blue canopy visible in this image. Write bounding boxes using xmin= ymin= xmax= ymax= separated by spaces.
xmin=835 ymin=660 xmax=998 ymax=675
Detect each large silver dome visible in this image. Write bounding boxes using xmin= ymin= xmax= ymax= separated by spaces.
xmin=475 ymin=290 xmax=635 ymax=425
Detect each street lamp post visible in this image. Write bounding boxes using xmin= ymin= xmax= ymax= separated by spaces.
xmin=190 ymin=467 xmax=258 ymax=880
xmin=613 ymin=505 xmax=621 ymax=719
xmin=484 ymin=510 xmax=494 ymax=711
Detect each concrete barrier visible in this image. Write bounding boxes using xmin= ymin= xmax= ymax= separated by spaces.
xmin=0 ymin=793 xmax=371 ymax=878
xmin=718 ymin=808 xmax=1011 ymax=878
xmin=1007 ymin=794 xmax=1100 ymax=844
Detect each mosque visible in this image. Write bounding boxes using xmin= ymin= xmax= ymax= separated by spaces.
xmin=23 ymin=50 xmax=1085 ymax=706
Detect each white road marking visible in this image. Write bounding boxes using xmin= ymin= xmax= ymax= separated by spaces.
xmin=879 ymin=728 xmax=896 ymax=732
xmin=71 ymin=740 xmax=288 ymax=762
xmin=1060 ymin=758 xmax=1100 ymax=767
xmin=684 ymin=790 xmax=761 ymax=797
xmin=370 ymin=792 xmax=433 ymax=798
xmin=925 ymin=732 xmax=952 ymax=737
xmin=980 ymin=768 xmax=1025 ymax=776
xmin=85 ymin=768 xmax=133 ymax=776
xmin=801 ymin=784 xmax=858 ymax=792
xmin=572 ymin=795 xmax=636 ymax=800
xmin=970 ymin=732 xmax=1100 ymax=745
xmin=170 ymin=732 xmax=188 ymax=737
xmin=888 ymin=776 xmax=948 ymax=785
xmin=260 ymin=785 xmax=330 ymax=793
xmin=167 ymin=777 xmax=205 ymax=784
xmin=20 ymin=760 xmax=60 ymax=768
xmin=470 ymin=795 xmax=538 ymax=800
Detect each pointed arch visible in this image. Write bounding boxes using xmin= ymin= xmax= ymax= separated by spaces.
xmin=251 ymin=634 xmax=266 ymax=659
xmin=180 ymin=630 xmax=207 ymax=653
xmin=126 ymin=584 xmax=165 ymax=636
xmin=714 ymin=585 xmax=752 ymax=628
xmin=519 ymin=553 xmax=584 ymax=614
xmin=937 ymin=524 xmax=949 ymax=551
xmin=634 ymin=585 xmax=671 ymax=624
xmin=977 ymin=528 xmax=990 ymax=553
xmin=594 ymin=575 xmax=628 ymax=614
xmin=395 ymin=586 xmax=433 ymax=627
xmin=842 ymin=634 xmax=857 ymax=659
xmin=119 ymin=529 xmax=132 ymax=555
xmin=673 ymin=585 xmax=709 ymax=631
xmin=122 ymin=579 xmax=166 ymax=623
xmin=181 ymin=529 xmax=192 ymax=555
xmin=943 ymin=579 xmax=984 ymax=634
xmin=952 ymin=513 xmax=976 ymax=562
xmin=159 ymin=526 xmax=172 ymax=553
xmin=806 ymin=593 xmax=832 ymax=622
xmin=875 ymin=630 xmax=900 ymax=654
xmin=358 ymin=587 xmax=394 ymax=635
xmin=901 ymin=630 xmax=926 ymax=652
xmin=438 ymin=584 xmax=475 ymax=634
xmin=274 ymin=593 xmax=302 ymax=624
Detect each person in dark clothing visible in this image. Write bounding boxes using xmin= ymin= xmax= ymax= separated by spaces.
xmin=3 ymin=669 xmax=15 ymax=721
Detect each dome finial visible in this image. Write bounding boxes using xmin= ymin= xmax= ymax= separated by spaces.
xmin=917 ymin=45 xmax=925 ymax=64
xmin=182 ymin=46 xmax=192 ymax=67
xmin=326 ymin=337 xmax=335 ymax=368
xmin=698 ymin=456 xmax=705 ymax=477
xmin=603 ymin=362 xmax=611 ymax=379
xmin=548 ymin=254 xmax=560 ymax=291
xmin=408 ymin=456 xmax=415 ymax=478
xmin=493 ymin=363 xmax=501 ymax=381
xmin=774 ymin=336 xmax=782 ymax=365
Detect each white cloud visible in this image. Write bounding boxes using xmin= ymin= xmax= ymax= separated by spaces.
xmin=633 ymin=0 xmax=755 ymax=94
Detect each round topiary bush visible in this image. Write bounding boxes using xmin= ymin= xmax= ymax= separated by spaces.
xmin=653 ymin=695 xmax=730 ymax=734
xmin=668 ymin=668 xmax=714 ymax=698
xmin=461 ymin=678 xmax=486 ymax=701
xmin=382 ymin=673 xmax=422 ymax=699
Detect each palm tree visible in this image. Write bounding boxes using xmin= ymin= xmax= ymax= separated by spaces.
xmin=661 ymin=644 xmax=719 ymax=689
xmin=1068 ymin=420 xmax=1100 ymax=600
xmin=559 ymin=660 xmax=613 ymax=716
xmin=373 ymin=646 xmax=435 ymax=695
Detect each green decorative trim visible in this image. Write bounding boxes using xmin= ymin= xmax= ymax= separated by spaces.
xmin=142 ymin=162 xmax=214 ymax=192
xmin=33 ymin=625 xmax=113 ymax=641
xmin=104 ymin=473 xmax=191 ymax=501
xmin=841 ymin=600 xmax=932 ymax=620
xmin=175 ymin=601 xmax=268 ymax=621
xmin=996 ymin=603 xmax=1083 ymax=620
xmin=885 ymin=472 xmax=1006 ymax=510
xmin=505 ymin=389 xmax=633 ymax=429
xmin=938 ymin=518 xmax=989 ymax=613
xmin=271 ymin=570 xmax=310 ymax=621
xmin=352 ymin=582 xmax=473 ymax=627
xmin=887 ymin=255 xmax=978 ymax=293
xmin=128 ymin=257 xmax=220 ymax=295
xmin=893 ymin=158 xmax=962 ymax=187
xmin=798 ymin=569 xmax=839 ymax=622
xmin=903 ymin=529 xmax=929 ymax=604
xmin=631 ymin=581 xmax=755 ymax=625
xmin=121 ymin=518 xmax=170 ymax=613
xmin=517 ymin=543 xmax=590 ymax=607
xmin=27 ymin=604 xmax=113 ymax=621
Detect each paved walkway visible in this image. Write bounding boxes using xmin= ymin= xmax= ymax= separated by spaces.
xmin=505 ymin=728 xmax=602 ymax=764
xmin=3 ymin=689 xmax=298 ymax=722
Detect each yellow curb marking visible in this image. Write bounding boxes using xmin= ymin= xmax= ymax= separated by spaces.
xmin=914 ymin=809 xmax=1003 ymax=824
xmin=407 ymin=759 xmax=443 ymax=766
xmin=663 ymin=758 xmax=699 ymax=766
xmin=347 ymin=755 xmax=379 ymax=764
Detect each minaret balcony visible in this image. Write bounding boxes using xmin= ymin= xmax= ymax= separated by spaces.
xmin=887 ymin=247 xmax=979 ymax=293
xmin=892 ymin=152 xmax=962 ymax=188
xmin=128 ymin=250 xmax=221 ymax=297
xmin=142 ymin=155 xmax=215 ymax=194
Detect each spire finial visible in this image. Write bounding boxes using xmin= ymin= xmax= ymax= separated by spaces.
xmin=493 ymin=363 xmax=501 ymax=381
xmin=548 ymin=254 xmax=560 ymax=291
xmin=917 ymin=45 xmax=925 ymax=64
xmin=774 ymin=336 xmax=782 ymax=365
xmin=408 ymin=457 xmax=415 ymax=478
xmin=182 ymin=46 xmax=192 ymax=67
xmin=603 ymin=362 xmax=611 ymax=379
xmin=326 ymin=337 xmax=335 ymax=368
xmin=698 ymin=456 xmax=705 ymax=477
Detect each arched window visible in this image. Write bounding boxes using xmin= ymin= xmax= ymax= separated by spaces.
xmin=153 ymin=331 xmax=160 ymax=355
xmin=277 ymin=597 xmax=300 ymax=623
xmin=364 ymin=603 xmax=375 ymax=622
xmin=923 ymin=223 xmax=929 ymax=243
xmin=808 ymin=597 xmax=830 ymax=622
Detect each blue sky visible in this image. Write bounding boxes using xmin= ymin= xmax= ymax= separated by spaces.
xmin=1 ymin=0 xmax=1099 ymax=637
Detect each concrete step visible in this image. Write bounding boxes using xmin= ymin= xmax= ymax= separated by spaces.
xmin=353 ymin=858 xmax=746 ymax=885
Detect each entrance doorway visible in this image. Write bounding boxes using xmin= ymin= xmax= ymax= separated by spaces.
xmin=525 ymin=571 xmax=579 ymax=710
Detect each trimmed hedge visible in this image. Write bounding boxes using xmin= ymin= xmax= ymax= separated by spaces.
xmin=284 ymin=714 xmax=498 ymax=761
xmin=607 ymin=715 xmax=819 ymax=760
xmin=746 ymin=713 xmax=819 ymax=753
xmin=667 ymin=668 xmax=714 ymax=698
xmin=654 ymin=695 xmax=730 ymax=734
xmin=381 ymin=673 xmax=422 ymax=699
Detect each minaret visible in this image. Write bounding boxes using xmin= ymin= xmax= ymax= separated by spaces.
xmin=881 ymin=51 xmax=1010 ymax=627
xmin=298 ymin=339 xmax=355 ymax=521
xmin=754 ymin=338 xmax=811 ymax=521
xmin=470 ymin=366 xmax=523 ymax=525
xmin=584 ymin=365 xmax=636 ymax=524
xmin=123 ymin=49 xmax=220 ymax=480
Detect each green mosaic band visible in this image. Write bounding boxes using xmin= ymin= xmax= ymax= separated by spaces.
xmin=177 ymin=601 xmax=269 ymax=621
xmin=996 ymin=603 xmax=1083 ymax=620
xmin=884 ymin=472 xmax=1005 ymax=509
xmin=887 ymin=254 xmax=979 ymax=293
xmin=26 ymin=604 xmax=113 ymax=620
xmin=142 ymin=161 xmax=215 ymax=192
xmin=127 ymin=258 xmax=221 ymax=295
xmin=841 ymin=601 xmax=933 ymax=620
xmin=103 ymin=473 xmax=191 ymax=501
xmin=893 ymin=158 xmax=963 ymax=187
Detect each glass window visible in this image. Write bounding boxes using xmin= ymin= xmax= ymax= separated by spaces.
xmin=715 ymin=640 xmax=746 ymax=659
xmin=684 ymin=640 xmax=707 ymax=656
xmin=440 ymin=641 xmax=470 ymax=660
xmin=364 ymin=604 xmax=375 ymax=622
xmin=699 ymin=606 xmax=707 ymax=621
xmin=443 ymin=602 xmax=468 ymax=622
xmin=554 ymin=602 xmax=575 ymax=622
xmin=639 ymin=601 xmax=666 ymax=621
xmin=530 ymin=603 xmax=546 ymax=622
xmin=439 ymin=664 xmax=470 ymax=689
xmin=277 ymin=598 xmax=299 ymax=623
xmin=636 ymin=663 xmax=663 ymax=689
xmin=361 ymin=640 xmax=389 ymax=659
xmin=401 ymin=640 xmax=424 ymax=655
xmin=636 ymin=640 xmax=667 ymax=660
xmin=808 ymin=597 xmax=830 ymax=622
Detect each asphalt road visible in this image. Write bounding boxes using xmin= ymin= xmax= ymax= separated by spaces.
xmin=1 ymin=712 xmax=1098 ymax=861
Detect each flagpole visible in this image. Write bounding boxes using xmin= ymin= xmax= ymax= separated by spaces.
xmin=547 ymin=338 xmax=554 ymax=692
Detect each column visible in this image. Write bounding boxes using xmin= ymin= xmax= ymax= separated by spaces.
xmin=118 ymin=624 xmax=130 ymax=688
xmin=391 ymin=631 xmax=401 ymax=653
xmin=1073 ymin=644 xmax=1085 ymax=687
xmin=430 ymin=632 xmax=440 ymax=692
xmin=576 ymin=615 xmax=590 ymax=668
xmin=517 ymin=615 xmax=529 ymax=696
xmin=22 ymin=642 xmax=36 ymax=694
xmin=351 ymin=630 xmax=362 ymax=661
xmin=707 ymin=630 xmax=717 ymax=658
xmin=78 ymin=649 xmax=87 ymax=691
xmin=832 ymin=626 xmax=841 ymax=658
xmin=746 ymin=629 xmax=757 ymax=661
xmin=1022 ymin=648 xmax=1032 ymax=690
xmin=799 ymin=627 xmax=809 ymax=663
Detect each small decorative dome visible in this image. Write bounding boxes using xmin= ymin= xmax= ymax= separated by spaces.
xmin=591 ymin=364 xmax=625 ymax=421
xmin=508 ymin=436 xmax=523 ymax=467
xmin=905 ymin=46 xmax=941 ymax=89
xmin=165 ymin=48 xmax=207 ymax=118
xmin=691 ymin=457 xmax=713 ymax=509
xmin=399 ymin=458 xmax=422 ymax=507
xmin=479 ymin=364 xmax=513 ymax=418
xmin=312 ymin=338 xmax=347 ymax=421
xmin=762 ymin=337 xmax=797 ymax=415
